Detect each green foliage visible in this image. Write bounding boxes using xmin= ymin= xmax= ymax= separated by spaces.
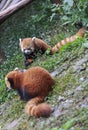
xmin=50 ymin=108 xmax=88 ymax=130
xmin=0 ymin=79 xmax=17 ymax=104
xmin=50 ymin=0 xmax=88 ymax=27
xmin=0 ymin=52 xmax=24 ymax=104
xmin=82 ymin=40 xmax=88 ymax=48
xmin=51 ymin=128 xmax=58 ymax=130
xmin=59 ymin=118 xmax=76 ymax=130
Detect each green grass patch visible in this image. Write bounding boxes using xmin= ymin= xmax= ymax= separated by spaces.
xmin=51 ymin=108 xmax=88 ymax=130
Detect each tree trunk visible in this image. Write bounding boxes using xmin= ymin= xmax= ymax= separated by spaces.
xmin=0 ymin=0 xmax=34 ymax=24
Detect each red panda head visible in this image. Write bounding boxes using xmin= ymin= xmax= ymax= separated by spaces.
xmin=5 ymin=68 xmax=23 ymax=91
xmin=19 ymin=37 xmax=36 ymax=55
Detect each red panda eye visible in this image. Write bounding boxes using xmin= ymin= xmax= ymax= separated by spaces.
xmin=8 ymin=78 xmax=14 ymax=88
xmin=23 ymin=49 xmax=26 ymax=51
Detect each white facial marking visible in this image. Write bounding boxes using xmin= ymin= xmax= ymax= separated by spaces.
xmin=19 ymin=38 xmax=22 ymax=44
xmin=22 ymin=48 xmax=24 ymax=52
xmin=24 ymin=50 xmax=31 ymax=54
xmin=19 ymin=38 xmax=23 ymax=52
xmin=5 ymin=77 xmax=11 ymax=89
xmin=14 ymin=67 xmax=19 ymax=71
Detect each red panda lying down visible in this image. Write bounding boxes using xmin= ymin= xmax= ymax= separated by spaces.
xmin=5 ymin=67 xmax=54 ymax=117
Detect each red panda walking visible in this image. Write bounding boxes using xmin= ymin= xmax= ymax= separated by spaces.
xmin=5 ymin=67 xmax=54 ymax=117
xmin=19 ymin=28 xmax=86 ymax=66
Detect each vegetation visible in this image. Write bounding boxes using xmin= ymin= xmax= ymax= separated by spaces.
xmin=0 ymin=0 xmax=88 ymax=129
xmin=50 ymin=0 xmax=88 ymax=26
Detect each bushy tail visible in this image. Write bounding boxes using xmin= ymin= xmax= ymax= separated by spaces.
xmin=51 ymin=28 xmax=86 ymax=53
xmin=25 ymin=97 xmax=52 ymax=117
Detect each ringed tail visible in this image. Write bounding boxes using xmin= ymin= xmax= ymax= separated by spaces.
xmin=51 ymin=28 xmax=86 ymax=53
xmin=25 ymin=97 xmax=52 ymax=117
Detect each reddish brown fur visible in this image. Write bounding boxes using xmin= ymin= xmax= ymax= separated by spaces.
xmin=51 ymin=27 xmax=86 ymax=53
xmin=20 ymin=28 xmax=86 ymax=54
xmin=20 ymin=37 xmax=51 ymax=53
xmin=5 ymin=67 xmax=54 ymax=117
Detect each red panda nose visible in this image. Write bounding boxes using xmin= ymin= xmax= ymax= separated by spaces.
xmin=24 ymin=50 xmax=31 ymax=54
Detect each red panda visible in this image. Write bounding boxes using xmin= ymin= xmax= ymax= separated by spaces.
xmin=19 ymin=37 xmax=51 ymax=66
xmin=19 ymin=28 xmax=86 ymax=66
xmin=5 ymin=67 xmax=54 ymax=117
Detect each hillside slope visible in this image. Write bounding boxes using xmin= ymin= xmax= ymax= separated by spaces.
xmin=0 ymin=0 xmax=88 ymax=130
xmin=0 ymin=48 xmax=88 ymax=130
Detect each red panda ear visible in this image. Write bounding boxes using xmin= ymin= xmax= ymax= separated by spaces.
xmin=14 ymin=67 xmax=19 ymax=71
xmin=8 ymin=78 xmax=14 ymax=89
xmin=19 ymin=38 xmax=21 ymax=47
xmin=32 ymin=37 xmax=36 ymax=41
xmin=32 ymin=37 xmax=38 ymax=48
xmin=19 ymin=38 xmax=23 ymax=47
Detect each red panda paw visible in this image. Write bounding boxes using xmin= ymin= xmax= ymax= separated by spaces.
xmin=18 ymin=96 xmax=21 ymax=100
xmin=27 ymin=59 xmax=33 ymax=63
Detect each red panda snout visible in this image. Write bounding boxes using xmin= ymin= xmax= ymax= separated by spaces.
xmin=24 ymin=49 xmax=32 ymax=54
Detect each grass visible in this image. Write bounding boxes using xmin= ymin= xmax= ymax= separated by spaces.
xmin=0 ymin=0 xmax=88 ymax=129
xmin=0 ymin=33 xmax=87 ymax=104
xmin=1 ymin=8 xmax=86 ymax=103
xmin=51 ymin=109 xmax=88 ymax=130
